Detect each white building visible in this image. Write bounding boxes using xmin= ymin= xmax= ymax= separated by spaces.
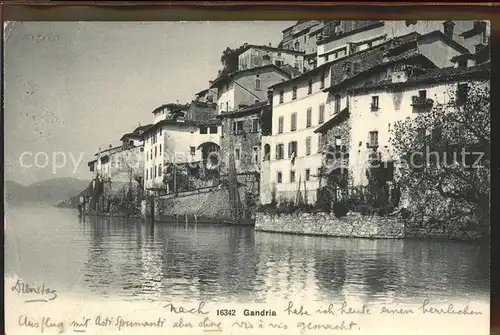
xmin=143 ymin=104 xmax=221 ymax=192
xmin=260 ymin=28 xmax=472 ymax=205
xmin=348 ymin=62 xmax=490 ymax=186
xmin=211 ymin=64 xmax=298 ymax=115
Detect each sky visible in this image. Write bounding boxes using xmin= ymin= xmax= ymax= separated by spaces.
xmin=4 ymin=21 xmax=294 ymax=186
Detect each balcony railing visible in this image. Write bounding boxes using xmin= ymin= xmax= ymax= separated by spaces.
xmin=411 ymin=96 xmax=434 ymax=108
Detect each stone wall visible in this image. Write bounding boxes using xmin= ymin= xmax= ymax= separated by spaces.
xmin=155 ymin=187 xmax=250 ymax=222
xmin=255 ymin=211 xmax=483 ymax=241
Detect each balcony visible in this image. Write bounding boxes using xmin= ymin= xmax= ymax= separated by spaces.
xmin=411 ymin=96 xmax=434 ymax=109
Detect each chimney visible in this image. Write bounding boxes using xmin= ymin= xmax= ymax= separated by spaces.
xmin=262 ymin=54 xmax=271 ymax=66
xmin=267 ymin=89 xmax=273 ymax=105
xmin=269 ymin=43 xmax=272 ymax=47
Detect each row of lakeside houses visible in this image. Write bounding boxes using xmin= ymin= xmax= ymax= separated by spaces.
xmin=87 ymin=20 xmax=490 ymax=207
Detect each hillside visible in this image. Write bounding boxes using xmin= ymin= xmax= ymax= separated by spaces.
xmin=4 ymin=178 xmax=91 ymax=206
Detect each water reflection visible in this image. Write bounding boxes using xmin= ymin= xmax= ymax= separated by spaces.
xmin=6 ymin=207 xmax=489 ymax=304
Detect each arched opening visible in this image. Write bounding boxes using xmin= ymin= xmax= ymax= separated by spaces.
xmin=263 ymin=144 xmax=270 ymax=161
xmin=197 ymin=142 xmax=220 ymax=161
xmin=327 ymin=168 xmax=349 ymax=202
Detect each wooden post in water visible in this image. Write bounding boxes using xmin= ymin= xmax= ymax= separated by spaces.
xmin=185 ymin=214 xmax=188 ymax=226
xmin=150 ymin=194 xmax=155 ymax=224
xmin=176 ymin=214 xmax=179 ymax=224
xmin=194 ymin=214 xmax=198 ymax=224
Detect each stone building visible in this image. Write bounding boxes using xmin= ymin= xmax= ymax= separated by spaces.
xmin=237 ymin=44 xmax=305 ymax=73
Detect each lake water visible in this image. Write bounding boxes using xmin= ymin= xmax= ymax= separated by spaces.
xmin=5 ymin=204 xmax=489 ymax=305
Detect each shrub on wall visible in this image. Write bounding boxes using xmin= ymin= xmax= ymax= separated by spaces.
xmin=333 ymin=202 xmax=349 ymax=218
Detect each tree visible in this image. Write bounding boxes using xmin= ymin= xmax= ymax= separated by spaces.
xmin=219 ymin=44 xmax=247 ymax=75
xmin=389 ymin=81 xmax=490 ymax=231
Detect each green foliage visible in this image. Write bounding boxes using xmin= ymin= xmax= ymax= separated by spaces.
xmin=389 ymin=81 xmax=490 ymax=228
xmin=219 ymin=44 xmax=247 ymax=74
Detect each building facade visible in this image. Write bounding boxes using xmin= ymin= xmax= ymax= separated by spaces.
xmin=143 ymin=104 xmax=221 ymax=192
xmin=259 ymin=27 xmax=476 ymax=205
xmin=237 ymin=44 xmax=305 ymax=73
xmin=281 ymin=20 xmax=324 ymax=55
xmin=211 ymin=64 xmax=294 ymax=115
xmin=316 ymin=20 xmax=489 ymax=66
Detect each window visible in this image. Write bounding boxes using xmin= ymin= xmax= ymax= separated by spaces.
xmin=279 ymin=90 xmax=284 ymax=103
xmin=253 ymin=147 xmax=259 ymax=163
xmin=158 ymin=164 xmax=162 ymax=176
xmin=305 ymin=169 xmax=310 ymax=181
xmin=199 ymin=126 xmax=208 ymax=134
xmin=150 ymin=167 xmax=152 ymax=179
xmin=288 ymin=141 xmax=298 ymax=159
xmin=369 ymin=131 xmax=379 ymax=147
xmin=190 ymin=146 xmax=196 ymax=155
xmin=319 ymin=104 xmax=325 ymax=124
xmin=306 ymin=108 xmax=312 ymax=127
xmin=292 ymin=86 xmax=297 ymax=100
xmin=317 ymin=168 xmax=322 ymax=179
xmin=320 ymin=73 xmax=325 ymax=89
xmin=209 ymin=126 xmax=218 ymax=134
xmin=252 ymin=118 xmax=260 ymax=132
xmin=155 ymin=146 xmax=157 ymax=157
xmin=325 ymin=54 xmax=329 ymax=62
xmin=277 ymin=172 xmax=283 ymax=183
xmin=290 ymin=170 xmax=296 ymax=183
xmin=317 ymin=133 xmax=324 ymax=152
xmin=232 ymin=120 xmax=244 ymax=134
xmin=371 ymin=96 xmax=379 ymax=111
xmin=305 ymin=136 xmax=311 ymax=156
xmin=235 ymin=148 xmax=241 ymax=160
xmin=419 ymin=90 xmax=427 ymax=99
xmin=159 ymin=144 xmax=162 ymax=154
xmin=154 ymin=165 xmax=157 ymax=178
xmin=140 ymin=147 xmax=144 ymax=152
xmin=294 ymin=61 xmax=300 ymax=69
xmin=225 ymin=101 xmax=229 ymax=112
xmin=275 ymin=60 xmax=283 ymax=67
xmin=456 ymin=83 xmax=468 ymax=105
xmin=291 ymin=113 xmax=297 ymax=131
xmin=335 ymin=136 xmax=342 ymax=151
xmin=276 ymin=144 xmax=285 ymax=160
xmin=255 ymin=75 xmax=261 ymax=90
xmin=334 ymin=94 xmax=341 ymax=113
xmin=278 ymin=116 xmax=284 ymax=133
xmin=146 ymin=169 xmax=148 ymax=180
xmin=308 ymin=79 xmax=313 ymax=95
xmin=150 ymin=150 xmax=152 ymax=160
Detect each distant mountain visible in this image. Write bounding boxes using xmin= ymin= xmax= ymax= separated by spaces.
xmin=4 ymin=178 xmax=91 ymax=206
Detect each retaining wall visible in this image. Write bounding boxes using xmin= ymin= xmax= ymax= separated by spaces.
xmin=254 ymin=212 xmax=483 ymax=241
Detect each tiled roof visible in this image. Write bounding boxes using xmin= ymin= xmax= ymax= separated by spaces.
xmin=280 ymin=64 xmax=303 ymax=78
xmin=314 ymin=107 xmax=349 ymax=134
xmin=239 ymin=44 xmax=305 ymax=56
xmin=269 ymin=31 xmax=420 ymax=90
xmin=210 ymin=64 xmax=292 ymax=88
xmin=324 ymin=53 xmax=437 ymax=93
xmin=217 ymin=101 xmax=269 ymax=118
xmin=349 ymin=63 xmax=490 ymax=95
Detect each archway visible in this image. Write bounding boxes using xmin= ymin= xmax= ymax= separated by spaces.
xmin=197 ymin=142 xmax=220 ymax=161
